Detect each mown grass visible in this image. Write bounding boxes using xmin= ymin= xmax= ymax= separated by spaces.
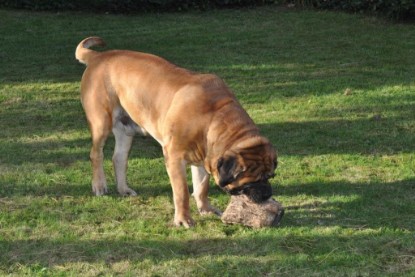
xmin=0 ymin=6 xmax=414 ymax=276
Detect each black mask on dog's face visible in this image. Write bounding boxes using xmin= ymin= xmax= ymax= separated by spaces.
xmin=217 ymin=156 xmax=275 ymax=203
xmin=226 ymin=181 xmax=273 ymax=203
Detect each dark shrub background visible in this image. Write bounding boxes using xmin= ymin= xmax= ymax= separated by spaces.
xmin=0 ymin=0 xmax=413 ymax=20
xmin=0 ymin=0 xmax=276 ymax=12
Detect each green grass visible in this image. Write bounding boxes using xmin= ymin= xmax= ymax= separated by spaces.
xmin=1 ymin=6 xmax=415 ymax=276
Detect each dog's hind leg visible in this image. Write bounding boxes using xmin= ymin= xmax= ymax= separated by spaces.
xmin=112 ymin=120 xmax=137 ymax=196
xmin=191 ymin=165 xmax=222 ymax=216
xmin=87 ymin=113 xmax=112 ymax=196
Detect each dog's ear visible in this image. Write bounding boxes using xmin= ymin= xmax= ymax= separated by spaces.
xmin=217 ymin=156 xmax=246 ymax=187
xmin=217 ymin=156 xmax=237 ymax=187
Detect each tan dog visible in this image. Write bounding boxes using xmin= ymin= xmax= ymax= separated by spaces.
xmin=75 ymin=37 xmax=278 ymax=227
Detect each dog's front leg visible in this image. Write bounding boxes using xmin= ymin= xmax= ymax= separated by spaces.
xmin=164 ymin=156 xmax=195 ymax=228
xmin=191 ymin=165 xmax=222 ymax=216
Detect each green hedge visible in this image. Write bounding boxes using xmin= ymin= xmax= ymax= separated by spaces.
xmin=0 ymin=0 xmax=276 ymax=12
xmin=288 ymin=0 xmax=415 ymax=21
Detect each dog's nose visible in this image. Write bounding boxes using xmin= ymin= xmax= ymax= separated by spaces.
xmin=272 ymin=208 xmax=285 ymax=226
xmin=244 ymin=182 xmax=273 ymax=203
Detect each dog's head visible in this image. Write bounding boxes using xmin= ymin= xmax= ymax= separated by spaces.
xmin=214 ymin=136 xmax=277 ymax=203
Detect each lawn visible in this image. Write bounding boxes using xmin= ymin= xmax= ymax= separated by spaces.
xmin=0 ymin=6 xmax=414 ymax=276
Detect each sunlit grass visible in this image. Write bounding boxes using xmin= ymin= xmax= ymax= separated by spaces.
xmin=0 ymin=6 xmax=414 ymax=276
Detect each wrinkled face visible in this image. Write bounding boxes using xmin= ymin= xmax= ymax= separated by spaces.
xmin=215 ymin=137 xmax=277 ymax=203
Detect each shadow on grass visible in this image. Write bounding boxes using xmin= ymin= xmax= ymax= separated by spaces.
xmin=0 ymin=221 xmax=413 ymax=273
xmin=280 ymin=178 xmax=415 ymax=231
xmin=0 ymin=135 xmax=162 ymax=166
xmin=0 ymin=179 xmax=413 ymax=272
xmin=2 ymin=175 xmax=414 ymax=230
xmin=261 ymin=116 xmax=415 ymax=156
xmin=1 ymin=112 xmax=413 ymax=169
xmin=1 ymin=112 xmax=413 ymax=203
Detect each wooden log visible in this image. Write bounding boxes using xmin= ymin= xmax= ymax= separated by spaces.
xmin=221 ymin=195 xmax=284 ymax=228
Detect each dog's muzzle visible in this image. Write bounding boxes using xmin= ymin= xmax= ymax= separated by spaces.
xmin=224 ymin=181 xmax=273 ymax=203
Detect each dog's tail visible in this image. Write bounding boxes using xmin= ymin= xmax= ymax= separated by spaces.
xmin=75 ymin=37 xmax=106 ymax=65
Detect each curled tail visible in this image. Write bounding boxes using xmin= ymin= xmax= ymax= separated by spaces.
xmin=75 ymin=37 xmax=106 ymax=65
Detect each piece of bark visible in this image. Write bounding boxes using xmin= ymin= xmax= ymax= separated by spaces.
xmin=221 ymin=195 xmax=284 ymax=228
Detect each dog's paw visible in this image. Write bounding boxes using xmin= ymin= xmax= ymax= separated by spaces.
xmin=93 ymin=185 xmax=108 ymax=196
xmin=174 ymin=215 xmax=195 ymax=228
xmin=118 ymin=187 xmax=137 ymax=197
